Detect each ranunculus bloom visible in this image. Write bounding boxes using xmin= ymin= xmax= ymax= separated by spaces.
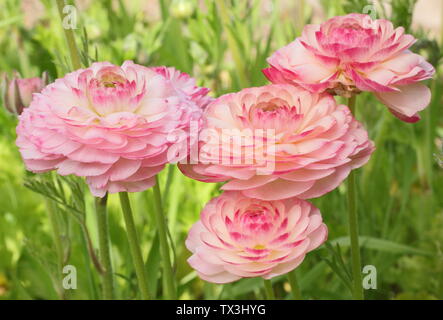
xmin=1 ymin=72 xmax=48 ymax=115
xmin=264 ymin=13 xmax=435 ymax=123
xmin=16 ymin=61 xmax=209 ymax=197
xmin=186 ymin=191 xmax=327 ymax=283
xmin=179 ymin=84 xmax=374 ymax=201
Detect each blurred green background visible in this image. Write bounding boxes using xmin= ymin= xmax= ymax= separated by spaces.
xmin=0 ymin=0 xmax=442 ymax=300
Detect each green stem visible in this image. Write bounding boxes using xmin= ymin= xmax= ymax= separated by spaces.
xmin=362 ymin=109 xmax=391 ymax=185
xmin=119 ymin=192 xmax=150 ymax=300
xmin=164 ymin=165 xmax=175 ymax=198
xmin=296 ymin=0 xmax=305 ymax=35
xmin=46 ymin=199 xmax=66 ymax=299
xmin=95 ymin=195 xmax=114 ymax=300
xmin=159 ymin=0 xmax=171 ymax=22
xmin=423 ymin=80 xmax=436 ymax=190
xmin=56 ymin=0 xmax=82 ymax=70
xmin=216 ymin=0 xmax=249 ymax=88
xmin=78 ymin=223 xmax=99 ymax=300
xmin=263 ymin=279 xmax=275 ymax=300
xmin=347 ymin=96 xmax=364 ymax=300
xmin=441 ymin=1 xmax=443 ymax=47
xmin=287 ymin=270 xmax=302 ymax=300
xmin=152 ymin=176 xmax=177 ymax=299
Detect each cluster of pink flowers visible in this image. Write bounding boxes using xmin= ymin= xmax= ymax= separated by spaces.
xmin=180 ymin=14 xmax=433 ymax=283
xmin=14 ymin=14 xmax=434 ymax=284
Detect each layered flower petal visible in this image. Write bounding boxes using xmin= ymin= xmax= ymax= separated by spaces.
xmin=179 ymin=84 xmax=374 ymax=200
xmin=186 ymin=191 xmax=327 ymax=283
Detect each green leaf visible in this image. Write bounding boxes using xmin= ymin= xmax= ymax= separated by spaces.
xmin=329 ymin=236 xmax=432 ymax=256
xmin=16 ymin=250 xmax=59 ymax=300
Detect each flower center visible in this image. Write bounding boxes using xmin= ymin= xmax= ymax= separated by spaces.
xmin=342 ymin=23 xmax=363 ymax=31
xmin=256 ymin=102 xmax=280 ymax=112
xmin=98 ymin=71 xmax=126 ymax=88
xmin=78 ymin=67 xmax=144 ymax=118
xmin=253 ymin=244 xmax=266 ymax=250
xmin=240 ymin=209 xmax=273 ymax=234
xmin=246 ymin=101 xmax=303 ymax=134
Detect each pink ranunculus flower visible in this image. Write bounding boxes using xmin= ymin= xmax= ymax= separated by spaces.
xmin=186 ymin=191 xmax=328 ymax=283
xmin=179 ymin=84 xmax=374 ymax=201
xmin=16 ymin=61 xmax=209 ymax=197
xmin=263 ymin=14 xmax=435 ymax=123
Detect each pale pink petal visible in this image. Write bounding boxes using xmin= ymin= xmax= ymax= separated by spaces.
xmin=375 ymin=83 xmax=431 ymax=120
xmin=242 ymin=179 xmax=316 ymax=201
